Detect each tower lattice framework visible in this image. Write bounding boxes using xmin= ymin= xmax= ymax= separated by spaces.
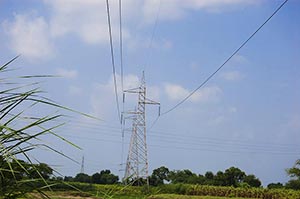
xmin=123 ymin=72 xmax=159 ymax=185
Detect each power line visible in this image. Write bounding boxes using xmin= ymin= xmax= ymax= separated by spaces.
xmin=144 ymin=0 xmax=162 ymax=72
xmin=62 ymin=129 xmax=299 ymax=153
xmin=60 ymin=118 xmax=300 ymax=149
xmin=150 ymin=0 xmax=161 ymax=45
xmin=106 ymin=0 xmax=121 ymax=123
xmin=160 ymin=0 xmax=289 ymax=116
xmin=147 ymin=0 xmax=162 ymax=53
xmin=142 ymin=0 xmax=162 ymax=142
xmin=62 ymin=134 xmax=300 ymax=156
xmin=60 ymin=123 xmax=299 ymax=152
xmin=119 ymin=0 xmax=124 ymax=93
xmin=118 ymin=0 xmax=126 ymax=176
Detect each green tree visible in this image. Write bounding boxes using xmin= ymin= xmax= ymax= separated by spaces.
xmin=0 ymin=157 xmax=54 ymax=198
xmin=287 ymin=160 xmax=300 ymax=180
xmin=169 ymin=169 xmax=198 ymax=184
xmin=91 ymin=173 xmax=102 ymax=184
xmin=243 ymin=174 xmax=261 ymax=187
xmin=74 ymin=173 xmax=91 ymax=183
xmin=205 ymin=171 xmax=214 ymax=180
xmin=267 ymin=182 xmax=284 ymax=189
xmin=213 ymin=171 xmax=226 ymax=186
xmin=64 ymin=176 xmax=74 ymax=182
xmin=29 ymin=163 xmax=53 ymax=180
xmin=149 ymin=166 xmax=170 ymax=186
xmin=204 ymin=171 xmax=216 ymax=185
xmin=0 ymin=158 xmax=28 ymax=196
xmin=224 ymin=167 xmax=246 ymax=187
xmin=52 ymin=176 xmax=63 ymax=181
xmin=100 ymin=170 xmax=119 ymax=184
xmin=286 ymin=159 xmax=300 ymax=190
xmin=286 ymin=180 xmax=300 ymax=190
xmin=91 ymin=170 xmax=119 ymax=184
xmin=196 ymin=174 xmax=206 ymax=185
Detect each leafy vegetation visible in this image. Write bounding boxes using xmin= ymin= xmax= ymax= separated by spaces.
xmin=160 ymin=184 xmax=300 ymax=198
xmin=148 ymin=194 xmax=252 ymax=199
xmin=0 ymin=57 xmax=85 ymax=198
xmin=0 ymin=157 xmax=53 ymax=196
xmin=63 ymin=169 xmax=119 ymax=184
xmin=149 ymin=166 xmax=261 ymax=188
xmin=267 ymin=182 xmax=284 ymax=189
xmin=285 ymin=159 xmax=300 ymax=190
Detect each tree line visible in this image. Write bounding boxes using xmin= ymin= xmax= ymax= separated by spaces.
xmin=65 ymin=160 xmax=300 ymax=190
xmin=147 ymin=161 xmax=300 ymax=190
xmin=60 ymin=166 xmax=261 ymax=188
xmin=62 ymin=170 xmax=119 ymax=184
xmin=3 ymin=157 xmax=300 ymax=190
xmin=148 ymin=166 xmax=261 ymax=188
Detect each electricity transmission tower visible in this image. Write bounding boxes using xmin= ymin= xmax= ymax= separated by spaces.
xmin=123 ymin=72 xmax=159 ymax=185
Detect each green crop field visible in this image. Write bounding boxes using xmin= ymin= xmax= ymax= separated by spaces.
xmin=26 ymin=192 xmax=254 ymax=199
xmin=148 ymin=194 xmax=253 ymax=199
xmin=18 ymin=183 xmax=300 ymax=199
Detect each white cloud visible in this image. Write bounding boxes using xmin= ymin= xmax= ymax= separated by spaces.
xmin=56 ymin=68 xmax=78 ymax=79
xmin=89 ymin=73 xmax=161 ymax=119
xmin=191 ymin=86 xmax=222 ymax=102
xmin=148 ymin=86 xmax=160 ymax=102
xmin=164 ymin=83 xmax=222 ymax=103
xmin=90 ymin=74 xmax=140 ymax=118
xmin=122 ymin=74 xmax=140 ymax=90
xmin=142 ymin=0 xmax=184 ymax=23
xmin=2 ymin=0 xmax=259 ymax=60
xmin=143 ymin=0 xmax=259 ymax=23
xmin=3 ymin=13 xmax=54 ymax=60
xmin=220 ymin=71 xmax=244 ymax=81
xmin=232 ymin=54 xmax=248 ymax=64
xmin=44 ymin=0 xmax=258 ymax=45
xmin=45 ymin=0 xmax=135 ymax=45
xmin=46 ymin=0 xmax=108 ymax=44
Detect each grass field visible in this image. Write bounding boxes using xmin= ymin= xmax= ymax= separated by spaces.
xmin=27 ymin=191 xmax=146 ymax=199
xmin=27 ymin=192 xmax=253 ymax=199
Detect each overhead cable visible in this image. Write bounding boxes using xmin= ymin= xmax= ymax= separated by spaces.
xmin=61 ymin=121 xmax=299 ymax=149
xmin=160 ymin=0 xmax=289 ymax=116
xmin=118 ymin=0 xmax=126 ymax=175
xmin=106 ymin=0 xmax=121 ymax=123
xmin=63 ymin=134 xmax=300 ymax=156
xmin=119 ymin=0 xmax=124 ymax=93
xmin=144 ymin=0 xmax=162 ymax=72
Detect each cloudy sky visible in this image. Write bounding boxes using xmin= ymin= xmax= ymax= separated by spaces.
xmin=1 ymin=0 xmax=299 ymax=186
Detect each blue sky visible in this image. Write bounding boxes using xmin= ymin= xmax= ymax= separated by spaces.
xmin=0 ymin=0 xmax=299 ymax=186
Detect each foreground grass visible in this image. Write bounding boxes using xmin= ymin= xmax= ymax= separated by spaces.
xmin=25 ymin=191 xmax=146 ymax=199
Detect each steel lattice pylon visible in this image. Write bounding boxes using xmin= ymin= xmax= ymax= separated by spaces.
xmin=123 ymin=72 xmax=159 ymax=185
